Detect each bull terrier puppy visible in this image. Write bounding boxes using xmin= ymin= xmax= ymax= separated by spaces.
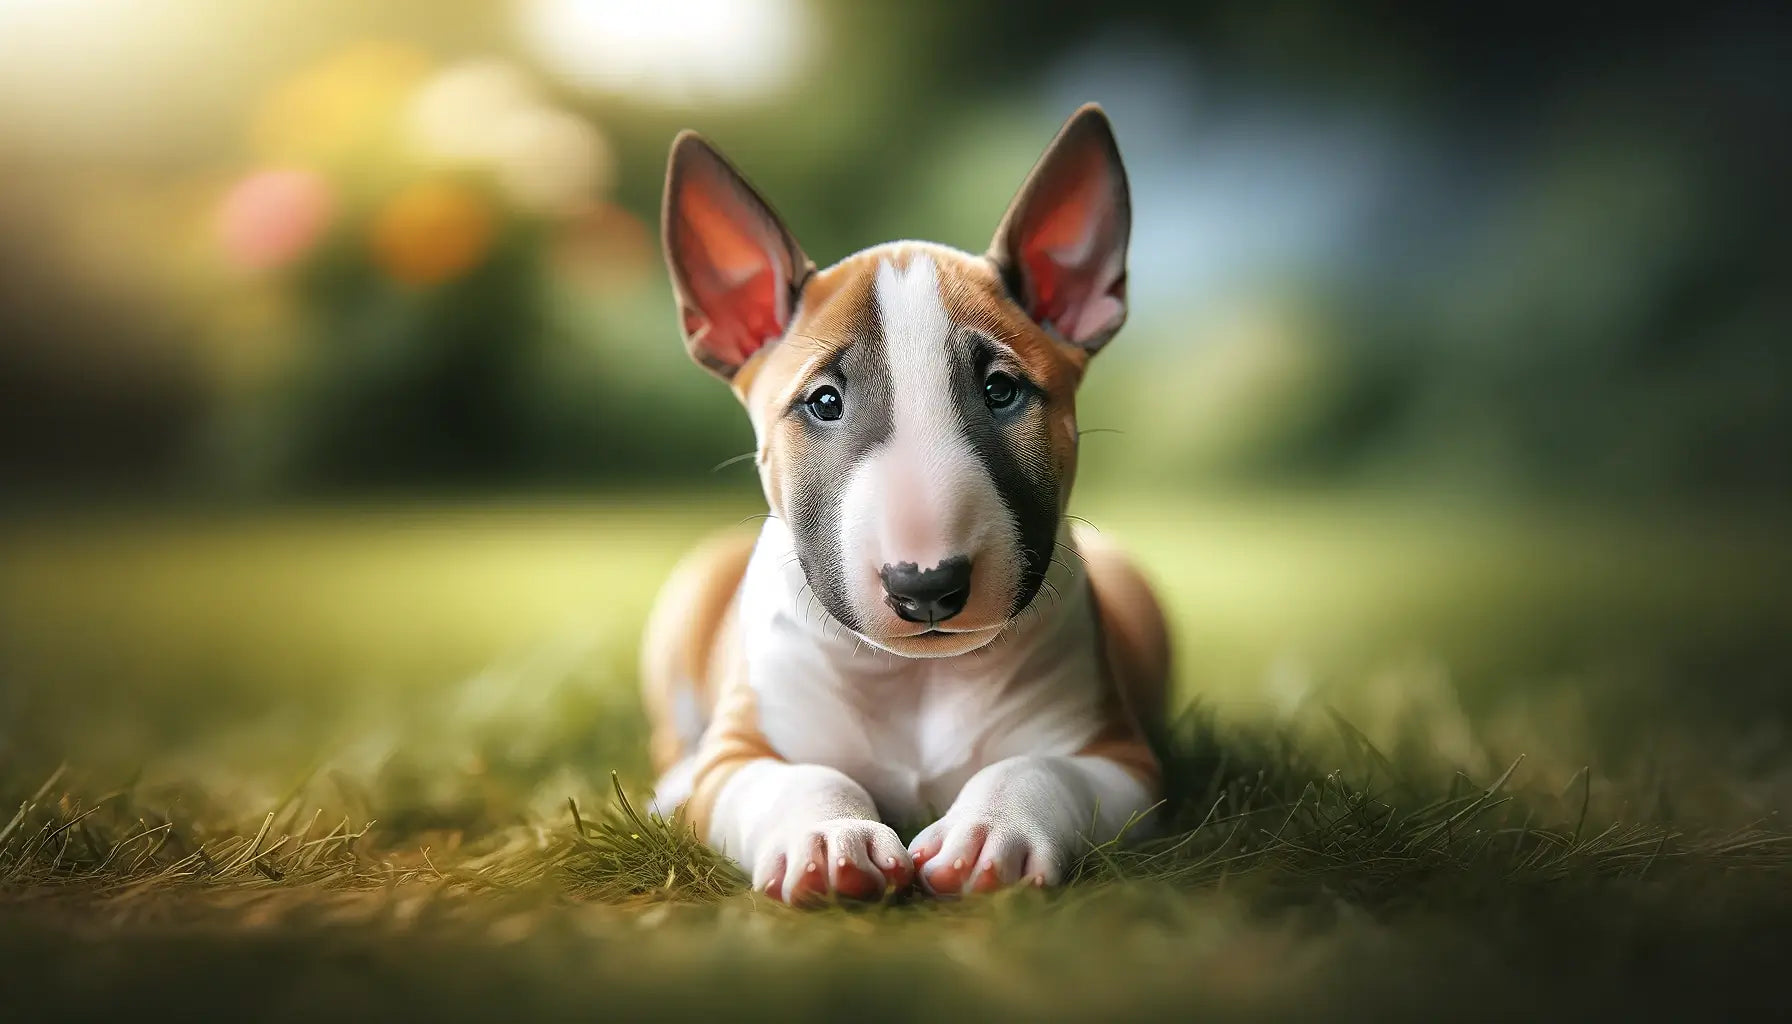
xmin=641 ymin=105 xmax=1168 ymax=904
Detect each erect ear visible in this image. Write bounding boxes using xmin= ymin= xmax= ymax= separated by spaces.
xmin=988 ymin=104 xmax=1131 ymax=353
xmin=662 ymin=131 xmax=814 ymax=380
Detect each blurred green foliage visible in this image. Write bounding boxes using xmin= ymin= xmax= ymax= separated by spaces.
xmin=0 ymin=0 xmax=1785 ymax=501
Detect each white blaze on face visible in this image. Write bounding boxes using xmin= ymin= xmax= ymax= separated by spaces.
xmin=837 ymin=251 xmax=1020 ymax=635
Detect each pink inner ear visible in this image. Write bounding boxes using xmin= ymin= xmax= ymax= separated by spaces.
xmin=679 ymin=262 xmax=783 ymax=367
xmin=674 ymin=177 xmax=792 ymax=368
xmin=1015 ymin=151 xmax=1125 ymax=346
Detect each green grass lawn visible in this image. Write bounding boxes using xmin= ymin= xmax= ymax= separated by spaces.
xmin=3 ymin=490 xmax=1791 ymax=1020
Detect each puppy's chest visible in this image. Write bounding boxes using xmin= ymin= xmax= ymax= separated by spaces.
xmin=748 ymin=624 xmax=1105 ymax=822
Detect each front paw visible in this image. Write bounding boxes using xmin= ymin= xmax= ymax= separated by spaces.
xmin=907 ymin=815 xmax=1067 ymax=896
xmin=754 ymin=818 xmax=915 ymax=906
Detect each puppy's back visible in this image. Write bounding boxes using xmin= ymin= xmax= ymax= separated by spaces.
xmin=640 ymin=528 xmax=757 ymax=775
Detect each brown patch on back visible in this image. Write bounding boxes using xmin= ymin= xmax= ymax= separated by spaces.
xmin=639 ymin=529 xmax=757 ymax=775
xmin=1073 ymin=524 xmax=1171 ymax=787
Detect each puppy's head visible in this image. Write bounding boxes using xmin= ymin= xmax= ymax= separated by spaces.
xmin=662 ymin=105 xmax=1129 ymax=657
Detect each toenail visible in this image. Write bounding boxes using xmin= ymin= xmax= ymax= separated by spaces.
xmin=806 ymin=861 xmax=819 ymax=873
xmin=836 ymin=856 xmax=847 ymax=868
xmin=885 ymin=856 xmax=897 ymax=868
xmin=1032 ymin=876 xmax=1045 ymax=887
xmin=952 ymin=858 xmax=965 ymax=870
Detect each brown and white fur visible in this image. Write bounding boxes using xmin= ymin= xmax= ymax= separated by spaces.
xmin=641 ymin=105 xmax=1169 ymax=903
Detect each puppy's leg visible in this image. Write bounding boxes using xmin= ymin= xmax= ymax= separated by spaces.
xmin=710 ymin=761 xmax=915 ymax=904
xmin=687 ymin=671 xmax=915 ymax=905
xmin=907 ymin=751 xmax=1154 ymax=894
xmin=640 ymin=530 xmax=756 ymax=802
xmin=648 ymin=754 xmax=699 ymax=817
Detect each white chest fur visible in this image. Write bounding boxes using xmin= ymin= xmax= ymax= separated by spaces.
xmin=736 ymin=520 xmax=1105 ymax=824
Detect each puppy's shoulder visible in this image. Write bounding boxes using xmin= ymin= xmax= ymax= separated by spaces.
xmin=642 ymin=527 xmax=758 ymax=700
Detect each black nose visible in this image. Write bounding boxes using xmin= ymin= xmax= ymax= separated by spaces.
xmin=880 ymin=556 xmax=972 ymax=624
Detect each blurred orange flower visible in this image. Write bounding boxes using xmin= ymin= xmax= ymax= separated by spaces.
xmin=216 ymin=168 xmax=335 ymax=271
xmin=368 ymin=180 xmax=495 ymax=286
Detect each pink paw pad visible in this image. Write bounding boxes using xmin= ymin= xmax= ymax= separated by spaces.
xmin=832 ymin=857 xmax=884 ymax=900
xmin=924 ymin=856 xmax=975 ymax=894
xmin=785 ymin=860 xmax=829 ymax=906
xmin=968 ymin=860 xmax=1006 ymax=893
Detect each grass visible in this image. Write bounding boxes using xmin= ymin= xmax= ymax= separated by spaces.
xmin=3 ymin=490 xmax=1792 ymax=1020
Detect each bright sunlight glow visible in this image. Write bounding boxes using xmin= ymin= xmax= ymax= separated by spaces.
xmin=516 ymin=0 xmax=809 ymax=105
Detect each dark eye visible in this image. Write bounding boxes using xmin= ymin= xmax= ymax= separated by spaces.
xmin=806 ymin=384 xmax=844 ymax=422
xmin=984 ymin=371 xmax=1020 ymax=410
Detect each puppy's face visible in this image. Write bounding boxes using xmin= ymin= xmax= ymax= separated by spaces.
xmin=741 ymin=245 xmax=1081 ymax=657
xmin=663 ymin=106 xmax=1130 ymax=657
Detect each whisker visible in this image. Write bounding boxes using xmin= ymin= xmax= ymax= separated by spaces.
xmin=783 ymin=331 xmax=842 ymax=347
xmin=712 ymin=451 xmax=758 ymax=472
xmin=1077 ymin=428 xmax=1125 ymax=438
xmin=797 ymin=582 xmax=824 ymax=629
xmin=803 ymin=583 xmax=850 ymax=646
xmin=976 ymin=626 xmax=1010 ymax=659
xmin=1011 ymin=600 xmax=1043 ymax=635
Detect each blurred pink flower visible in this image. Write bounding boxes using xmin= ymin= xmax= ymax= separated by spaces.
xmin=216 ymin=169 xmax=334 ymax=271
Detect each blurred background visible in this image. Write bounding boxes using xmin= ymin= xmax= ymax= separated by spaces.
xmin=1 ymin=0 xmax=1790 ymax=817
